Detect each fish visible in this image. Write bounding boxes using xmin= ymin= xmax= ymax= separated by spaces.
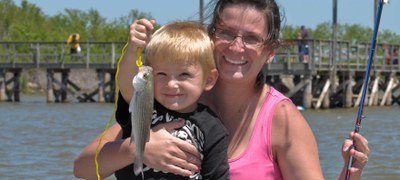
xmin=129 ymin=65 xmax=154 ymax=178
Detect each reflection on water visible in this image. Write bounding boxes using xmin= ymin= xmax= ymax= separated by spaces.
xmin=0 ymin=95 xmax=398 ymax=179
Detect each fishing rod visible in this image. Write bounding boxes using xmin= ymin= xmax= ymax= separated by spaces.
xmin=345 ymin=0 xmax=385 ymax=179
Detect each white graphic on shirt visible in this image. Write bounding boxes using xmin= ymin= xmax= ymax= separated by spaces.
xmin=141 ymin=110 xmax=204 ymax=179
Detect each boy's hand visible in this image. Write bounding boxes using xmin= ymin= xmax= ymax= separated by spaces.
xmin=129 ymin=19 xmax=156 ymax=50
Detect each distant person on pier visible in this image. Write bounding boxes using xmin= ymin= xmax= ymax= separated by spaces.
xmin=385 ymin=47 xmax=399 ymax=65
xmin=66 ymin=33 xmax=81 ymax=55
xmin=298 ymin=25 xmax=310 ymax=63
xmin=385 ymin=45 xmax=391 ymax=65
xmin=393 ymin=48 xmax=399 ymax=65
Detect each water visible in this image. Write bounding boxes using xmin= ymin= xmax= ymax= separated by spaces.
xmin=0 ymin=95 xmax=117 ymax=180
xmin=304 ymin=106 xmax=400 ymax=179
xmin=0 ymin=95 xmax=399 ymax=180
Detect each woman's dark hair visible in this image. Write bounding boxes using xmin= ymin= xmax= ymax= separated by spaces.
xmin=205 ymin=0 xmax=282 ymax=89
xmin=206 ymin=0 xmax=281 ymax=49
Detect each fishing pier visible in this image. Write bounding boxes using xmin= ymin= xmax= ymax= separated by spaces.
xmin=0 ymin=41 xmax=123 ymax=103
xmin=0 ymin=40 xmax=399 ymax=109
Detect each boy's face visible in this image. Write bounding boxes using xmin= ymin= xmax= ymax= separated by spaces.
xmin=151 ymin=59 xmax=207 ymax=113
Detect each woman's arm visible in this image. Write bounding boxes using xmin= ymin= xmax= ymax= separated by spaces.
xmin=73 ymin=122 xmax=201 ymax=179
xmin=73 ymin=123 xmax=132 ymax=179
xmin=272 ymin=100 xmax=324 ymax=180
xmin=271 ymin=100 xmax=370 ymax=180
xmin=143 ymin=122 xmax=202 ymax=176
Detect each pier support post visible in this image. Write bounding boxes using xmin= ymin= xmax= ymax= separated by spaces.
xmin=322 ymin=90 xmax=330 ymax=109
xmin=61 ymin=70 xmax=69 ymax=102
xmin=97 ymin=70 xmax=105 ymax=103
xmin=303 ymin=76 xmax=312 ymax=109
xmin=315 ymin=79 xmax=331 ymax=109
xmin=2 ymin=69 xmax=22 ymax=102
xmin=46 ymin=69 xmax=71 ymax=103
xmin=354 ymin=79 xmax=369 ymax=107
xmin=369 ymin=72 xmax=380 ymax=106
xmin=47 ymin=70 xmax=55 ymax=103
xmin=344 ymin=72 xmax=354 ymax=108
xmin=13 ymin=70 xmax=21 ymax=102
xmin=0 ymin=69 xmax=6 ymax=101
xmin=108 ymin=70 xmax=116 ymax=103
xmin=381 ymin=72 xmax=395 ymax=106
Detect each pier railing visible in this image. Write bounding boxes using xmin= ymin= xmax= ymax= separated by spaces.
xmin=271 ymin=39 xmax=400 ymax=73
xmin=0 ymin=41 xmax=126 ymax=69
xmin=1 ymin=40 xmax=399 ymax=107
xmin=0 ymin=40 xmax=399 ymax=73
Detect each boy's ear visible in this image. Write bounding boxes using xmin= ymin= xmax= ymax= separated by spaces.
xmin=204 ymin=69 xmax=218 ymax=91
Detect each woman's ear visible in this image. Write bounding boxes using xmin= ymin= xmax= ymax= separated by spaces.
xmin=204 ymin=69 xmax=219 ymax=91
xmin=265 ymin=49 xmax=277 ymax=64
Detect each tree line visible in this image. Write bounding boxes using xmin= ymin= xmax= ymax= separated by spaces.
xmin=1 ymin=0 xmax=399 ymax=44
xmin=0 ymin=0 xmax=161 ymax=42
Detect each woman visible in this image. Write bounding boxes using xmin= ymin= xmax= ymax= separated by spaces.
xmin=74 ymin=0 xmax=369 ymax=179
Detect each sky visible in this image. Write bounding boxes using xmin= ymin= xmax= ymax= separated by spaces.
xmin=14 ymin=0 xmax=400 ymax=35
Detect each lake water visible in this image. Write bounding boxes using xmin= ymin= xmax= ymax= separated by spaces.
xmin=0 ymin=95 xmax=398 ymax=180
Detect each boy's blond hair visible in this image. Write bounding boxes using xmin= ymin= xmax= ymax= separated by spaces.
xmin=146 ymin=21 xmax=215 ymax=78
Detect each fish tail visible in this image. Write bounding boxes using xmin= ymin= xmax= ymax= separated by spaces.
xmin=133 ymin=156 xmax=144 ymax=177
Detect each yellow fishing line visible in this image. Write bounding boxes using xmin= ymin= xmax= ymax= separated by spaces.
xmin=136 ymin=47 xmax=143 ymax=67
xmin=94 ymin=42 xmax=132 ymax=180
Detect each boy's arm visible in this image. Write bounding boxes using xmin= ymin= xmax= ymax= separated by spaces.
xmin=118 ymin=19 xmax=155 ymax=102
xmin=117 ymin=43 xmax=139 ymax=102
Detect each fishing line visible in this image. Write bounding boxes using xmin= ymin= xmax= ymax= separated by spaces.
xmin=94 ymin=42 xmax=131 ymax=180
xmin=136 ymin=47 xmax=143 ymax=67
xmin=345 ymin=0 xmax=384 ymax=179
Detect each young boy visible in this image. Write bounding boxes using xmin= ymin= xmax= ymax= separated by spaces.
xmin=115 ymin=21 xmax=229 ymax=179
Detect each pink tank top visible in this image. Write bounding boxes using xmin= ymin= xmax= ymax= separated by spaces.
xmin=228 ymin=87 xmax=289 ymax=180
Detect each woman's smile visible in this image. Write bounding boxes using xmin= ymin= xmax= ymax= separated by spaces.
xmin=224 ymin=56 xmax=248 ymax=65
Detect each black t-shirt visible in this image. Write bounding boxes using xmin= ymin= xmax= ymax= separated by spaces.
xmin=115 ymin=92 xmax=229 ymax=180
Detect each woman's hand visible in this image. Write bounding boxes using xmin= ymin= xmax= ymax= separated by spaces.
xmin=339 ymin=132 xmax=370 ymax=180
xmin=143 ymin=119 xmax=201 ymax=177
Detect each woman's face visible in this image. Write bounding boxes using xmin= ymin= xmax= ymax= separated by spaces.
xmin=213 ymin=4 xmax=275 ymax=84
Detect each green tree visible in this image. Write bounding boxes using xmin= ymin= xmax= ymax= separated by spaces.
xmin=311 ymin=22 xmax=332 ymax=40
xmin=0 ymin=0 xmax=18 ymax=39
xmin=281 ymin=24 xmax=298 ymax=39
xmin=0 ymin=0 xmax=398 ymax=43
xmin=2 ymin=0 xmax=48 ymax=41
xmin=340 ymin=23 xmax=372 ymax=42
xmin=379 ymin=29 xmax=400 ymax=44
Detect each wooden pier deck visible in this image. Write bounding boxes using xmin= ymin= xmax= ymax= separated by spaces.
xmin=0 ymin=40 xmax=399 ymax=109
